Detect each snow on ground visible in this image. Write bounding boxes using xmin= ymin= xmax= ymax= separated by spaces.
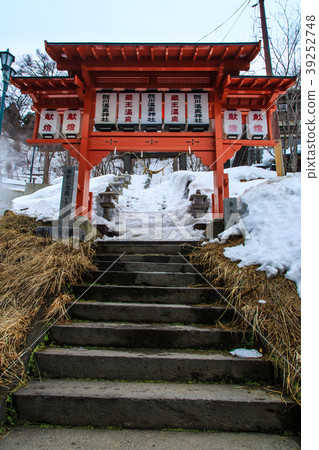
xmin=11 ymin=165 xmax=300 ymax=293
xmin=224 ymin=166 xmax=277 ymax=196
xmin=11 ymin=175 xmax=115 ymax=221
xmin=0 ymin=177 xmax=25 ymax=192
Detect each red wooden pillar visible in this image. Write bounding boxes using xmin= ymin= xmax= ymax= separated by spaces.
xmin=213 ymin=87 xmax=224 ymax=218
xmin=76 ymin=87 xmax=93 ymax=217
xmin=32 ymin=107 xmax=41 ymax=139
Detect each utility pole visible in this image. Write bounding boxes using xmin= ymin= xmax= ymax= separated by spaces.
xmin=258 ymin=0 xmax=285 ymax=176
xmin=259 ymin=0 xmax=273 ymax=76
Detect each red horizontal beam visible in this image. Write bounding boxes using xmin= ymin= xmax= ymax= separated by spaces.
xmin=26 ymin=138 xmax=80 ymax=146
xmin=223 ymin=139 xmax=276 ymax=147
xmin=26 ymin=135 xmax=276 ymax=151
xmin=88 ymin=132 xmax=215 ymax=151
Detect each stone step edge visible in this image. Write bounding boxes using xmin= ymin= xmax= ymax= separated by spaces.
xmin=13 ymin=379 xmax=300 ymax=432
xmin=14 ymin=379 xmax=295 ymax=403
xmin=72 ymin=284 xmax=217 ymax=290
xmin=34 ymin=347 xmax=274 ymax=383
xmin=70 ymin=300 xmax=229 ymax=308
xmin=50 ymin=322 xmax=243 ymax=332
xmin=35 ymin=347 xmax=268 ymax=363
xmin=89 ymin=270 xmax=200 ymax=276
xmin=97 ymin=241 xmax=200 ymax=245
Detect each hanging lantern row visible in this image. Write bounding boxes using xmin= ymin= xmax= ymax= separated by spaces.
xmin=38 ymin=102 xmax=268 ymax=140
xmin=95 ymin=92 xmax=210 ymax=132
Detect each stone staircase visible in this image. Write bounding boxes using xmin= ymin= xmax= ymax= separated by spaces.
xmin=13 ymin=241 xmax=300 ymax=432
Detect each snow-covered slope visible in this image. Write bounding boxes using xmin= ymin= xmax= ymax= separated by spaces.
xmin=218 ymin=173 xmax=301 ymax=295
xmin=98 ymin=171 xmax=204 ymax=241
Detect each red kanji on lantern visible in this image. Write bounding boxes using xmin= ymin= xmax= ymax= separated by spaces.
xmin=171 ymin=95 xmax=179 ymax=101
xmin=67 ymin=113 xmax=77 ymax=120
xmin=228 ymin=113 xmax=238 ymax=121
xmin=171 ymin=109 xmax=179 ymax=115
xmin=43 ymin=124 xmax=52 ymax=131
xmin=125 ymin=116 xmax=132 ymax=123
xmin=125 ymin=94 xmax=133 ymax=101
xmin=67 ymin=123 xmax=76 ymax=131
xmin=229 ymin=124 xmax=238 ymax=132
xmin=254 ymin=124 xmax=263 ymax=133
xmin=253 ymin=113 xmax=263 ymax=121
xmin=171 ymin=116 xmax=178 ymax=122
xmin=45 ymin=113 xmax=54 ymax=120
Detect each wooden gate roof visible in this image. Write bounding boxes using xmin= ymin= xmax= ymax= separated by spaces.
xmin=45 ymin=41 xmax=262 ymax=75
xmin=11 ymin=41 xmax=295 ymax=112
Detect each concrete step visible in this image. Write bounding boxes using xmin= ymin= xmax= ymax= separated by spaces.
xmin=87 ymin=271 xmax=202 ymax=287
xmin=96 ymin=261 xmax=196 ymax=273
xmin=49 ymin=322 xmax=246 ymax=350
xmin=97 ymin=242 xmax=198 ymax=255
xmin=98 ymin=241 xmax=199 ymax=245
xmin=0 ymin=427 xmax=302 ymax=449
xmin=13 ymin=379 xmax=300 ymax=432
xmin=35 ymin=348 xmax=274 ymax=383
xmin=69 ymin=301 xmax=235 ymax=324
xmin=95 ymin=254 xmax=189 ymax=264
xmin=71 ymin=285 xmax=220 ymax=304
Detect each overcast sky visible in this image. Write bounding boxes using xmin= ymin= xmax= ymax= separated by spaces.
xmin=1 ymin=0 xmax=300 ymax=69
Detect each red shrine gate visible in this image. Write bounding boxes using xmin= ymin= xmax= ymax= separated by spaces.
xmin=12 ymin=42 xmax=295 ymax=220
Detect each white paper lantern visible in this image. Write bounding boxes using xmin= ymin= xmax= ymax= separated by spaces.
xmin=187 ymin=93 xmax=209 ymax=131
xmin=62 ymin=110 xmax=82 ymax=138
xmin=118 ymin=92 xmax=140 ymax=131
xmin=164 ymin=93 xmax=185 ymax=130
xmin=95 ymin=92 xmax=117 ymax=131
xmin=223 ymin=110 xmax=242 ymax=138
xmin=39 ymin=110 xmax=60 ymax=139
xmin=246 ymin=111 xmax=268 ymax=139
xmin=141 ymin=92 xmax=162 ymax=131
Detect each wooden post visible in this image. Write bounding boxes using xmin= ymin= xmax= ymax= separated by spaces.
xmin=274 ymin=140 xmax=285 ymax=176
xmin=213 ymin=87 xmax=224 ymax=218
xmin=271 ymin=111 xmax=286 ymax=176
xmin=32 ymin=107 xmax=41 ymax=139
xmin=76 ymin=88 xmax=93 ymax=216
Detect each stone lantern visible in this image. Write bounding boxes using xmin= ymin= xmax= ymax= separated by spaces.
xmin=123 ymin=172 xmax=132 ymax=188
xmin=99 ymin=187 xmax=119 ymax=220
xmin=189 ymin=189 xmax=209 ymax=218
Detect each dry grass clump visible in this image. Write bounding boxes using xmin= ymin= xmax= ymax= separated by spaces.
xmin=0 ymin=212 xmax=97 ymax=388
xmin=190 ymin=237 xmax=301 ymax=404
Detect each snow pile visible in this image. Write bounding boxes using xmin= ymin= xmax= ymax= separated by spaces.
xmin=224 ymin=166 xmax=277 ymax=197
xmin=12 ymin=175 xmax=115 ymax=221
xmin=216 ymin=173 xmax=301 ymax=295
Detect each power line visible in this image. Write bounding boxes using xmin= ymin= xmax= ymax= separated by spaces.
xmin=221 ymin=0 xmax=252 ymax=42
xmin=196 ymin=0 xmax=250 ymax=43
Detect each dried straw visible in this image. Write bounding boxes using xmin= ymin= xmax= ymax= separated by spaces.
xmin=0 ymin=212 xmax=97 ymax=388
xmin=190 ymin=237 xmax=301 ymax=404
